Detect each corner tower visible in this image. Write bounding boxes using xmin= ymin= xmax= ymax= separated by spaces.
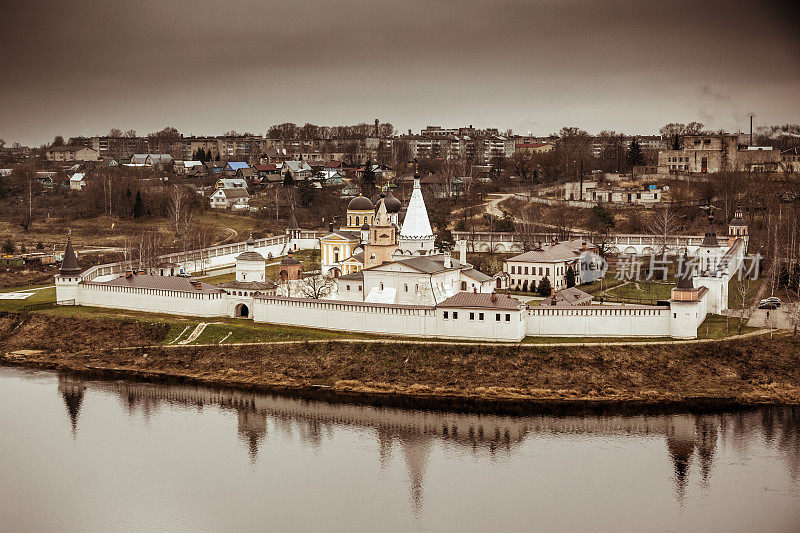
xmin=55 ymin=235 xmax=82 ymax=305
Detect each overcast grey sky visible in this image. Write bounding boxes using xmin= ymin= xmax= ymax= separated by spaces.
xmin=1 ymin=0 xmax=798 ymax=146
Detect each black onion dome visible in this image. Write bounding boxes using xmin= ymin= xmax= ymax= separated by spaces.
xmin=384 ymin=189 xmax=402 ymax=213
xmin=348 ymin=195 xmax=374 ymax=211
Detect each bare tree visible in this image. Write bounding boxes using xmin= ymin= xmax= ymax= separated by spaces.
xmin=515 ymin=203 xmax=541 ymax=250
xmin=167 ymin=186 xmax=194 ymax=252
xmin=135 ymin=229 xmax=161 ymax=273
xmin=648 ymin=205 xmax=678 ymax=255
xmin=509 ymin=151 xmax=535 ymax=183
xmin=297 ymin=275 xmax=335 ymax=299
xmin=735 ymin=278 xmax=755 ymax=334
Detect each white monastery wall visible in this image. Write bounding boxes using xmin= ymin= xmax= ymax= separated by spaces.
xmin=75 ymin=283 xmax=228 ymax=317
xmin=253 ymin=298 xmax=437 ymax=338
xmin=526 ymin=306 xmax=672 ymax=337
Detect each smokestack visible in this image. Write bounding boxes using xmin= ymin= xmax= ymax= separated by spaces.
xmin=458 ymin=239 xmax=467 ymax=264
xmin=750 ymin=114 xmax=753 ymax=146
xmin=443 ymin=249 xmax=452 ymax=268
xmin=375 ymin=119 xmax=379 ymax=137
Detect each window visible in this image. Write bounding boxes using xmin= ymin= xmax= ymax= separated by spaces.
xmin=495 ymin=313 xmax=501 ymax=321
xmin=380 ymin=283 xmax=384 ymax=290
xmin=469 ymin=312 xmax=475 ymax=320
xmin=510 ymin=265 xmax=515 ymax=274
xmin=479 ymin=313 xmax=484 ymax=320
xmin=505 ymin=314 xmax=510 ymax=322
xmin=404 ymin=284 xmax=408 ymax=292
xmin=443 ymin=311 xmax=449 ymax=319
xmin=461 ymin=281 xmax=467 ymax=290
xmin=546 ymin=268 xmax=550 ymax=276
xmin=358 ymin=285 xmax=362 ymax=291
xmin=524 ymin=266 xmax=528 ymax=275
xmin=346 ymin=285 xmax=351 ymax=291
xmin=453 ymin=312 xmax=458 ymax=319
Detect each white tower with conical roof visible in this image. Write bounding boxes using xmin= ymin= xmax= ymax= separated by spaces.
xmin=398 ymin=174 xmax=435 ymax=256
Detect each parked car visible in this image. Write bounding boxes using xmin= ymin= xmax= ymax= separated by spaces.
xmin=758 ymin=298 xmax=780 ymax=309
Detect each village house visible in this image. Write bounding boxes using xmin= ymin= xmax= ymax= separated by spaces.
xmin=69 ymin=173 xmax=86 ymax=190
xmin=253 ymin=163 xmax=281 ymax=182
xmin=215 ymin=177 xmax=248 ymax=190
xmin=225 ymin=161 xmax=250 ymax=176
xmin=176 ymin=160 xmax=203 ymax=173
xmin=281 ymin=160 xmax=312 ymax=181
xmin=45 ymin=146 xmax=100 ymax=162
xmin=209 ymin=187 xmax=250 ymax=209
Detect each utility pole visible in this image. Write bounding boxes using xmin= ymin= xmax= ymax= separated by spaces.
xmin=578 ymin=159 xmax=584 ymax=201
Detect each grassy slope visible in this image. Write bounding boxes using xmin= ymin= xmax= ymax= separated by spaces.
xmin=2 ymin=313 xmax=798 ymax=404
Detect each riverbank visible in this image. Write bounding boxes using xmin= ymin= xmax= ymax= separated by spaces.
xmin=1 ymin=312 xmax=799 ymax=413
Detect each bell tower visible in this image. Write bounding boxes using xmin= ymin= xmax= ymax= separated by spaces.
xmin=727 ymin=202 xmax=748 ymax=251
xmin=364 ymin=195 xmax=398 ymax=268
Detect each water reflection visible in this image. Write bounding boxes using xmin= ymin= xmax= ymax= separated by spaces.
xmin=54 ymin=372 xmax=800 ymax=514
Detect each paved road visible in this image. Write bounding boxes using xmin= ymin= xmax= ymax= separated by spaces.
xmin=747 ymin=307 xmax=796 ymax=331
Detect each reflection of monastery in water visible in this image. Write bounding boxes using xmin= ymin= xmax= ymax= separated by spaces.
xmin=59 ymin=374 xmax=800 ymax=510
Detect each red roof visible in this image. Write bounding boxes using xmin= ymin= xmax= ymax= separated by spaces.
xmin=254 ymin=163 xmax=278 ymax=171
xmin=515 ymin=142 xmax=551 ymax=148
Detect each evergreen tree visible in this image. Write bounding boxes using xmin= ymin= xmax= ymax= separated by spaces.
xmin=435 ymin=229 xmax=455 ymax=251
xmin=361 ymin=160 xmax=376 ymax=194
xmin=627 ymin=137 xmax=645 ymax=167
xmin=297 ymin=179 xmax=315 ymax=206
xmin=537 ymin=276 xmax=552 ymax=297
xmin=133 ymin=190 xmax=144 ymax=219
xmin=671 ymin=134 xmax=681 ymax=150
xmin=566 ymin=265 xmax=576 ymax=288
xmin=282 ymin=170 xmax=295 ymax=188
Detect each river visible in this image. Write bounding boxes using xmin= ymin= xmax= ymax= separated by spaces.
xmin=0 ymin=366 xmax=798 ymax=532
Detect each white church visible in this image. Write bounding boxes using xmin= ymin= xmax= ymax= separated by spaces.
xmin=55 ymin=172 xmax=749 ymax=341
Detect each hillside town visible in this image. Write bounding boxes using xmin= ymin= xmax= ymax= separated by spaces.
xmin=0 ymin=120 xmax=798 ymax=341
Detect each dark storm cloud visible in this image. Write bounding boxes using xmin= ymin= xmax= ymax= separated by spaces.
xmin=1 ymin=0 xmax=798 ymax=145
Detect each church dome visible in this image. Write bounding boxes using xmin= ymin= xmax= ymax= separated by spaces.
xmin=348 ymin=195 xmax=374 ymax=211
xmin=383 ymin=189 xmax=402 ymax=213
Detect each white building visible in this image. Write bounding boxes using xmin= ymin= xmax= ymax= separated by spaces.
xmin=336 ymin=249 xmax=493 ymax=305
xmin=210 ymin=188 xmax=250 ymax=209
xmin=69 ymin=173 xmax=86 ymax=191
xmin=502 ymin=240 xmax=601 ymax=292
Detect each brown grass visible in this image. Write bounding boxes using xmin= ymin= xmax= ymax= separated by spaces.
xmin=1 ymin=312 xmax=798 ymax=405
